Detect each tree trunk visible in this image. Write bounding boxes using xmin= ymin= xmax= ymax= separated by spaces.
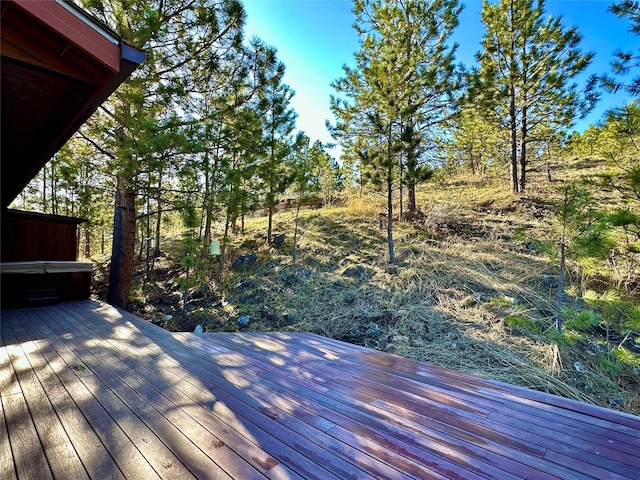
xmin=267 ymin=203 xmax=274 ymax=244
xmin=386 ymin=122 xmax=396 ymax=264
xmin=84 ymin=227 xmax=91 ymax=259
xmin=519 ymin=106 xmax=527 ymax=192
xmin=292 ymin=204 xmax=300 ymax=263
xmin=398 ymin=151 xmax=403 ymax=219
xmin=509 ymin=85 xmax=519 ymax=194
xmin=107 ymin=174 xmax=137 ymax=309
xmin=407 ymin=182 xmax=416 ymax=215
xmin=218 ymin=207 xmax=231 ymax=280
xmin=556 ymin=239 xmax=565 ymax=332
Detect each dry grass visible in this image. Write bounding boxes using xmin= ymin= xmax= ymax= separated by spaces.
xmin=122 ymin=157 xmax=639 ymax=415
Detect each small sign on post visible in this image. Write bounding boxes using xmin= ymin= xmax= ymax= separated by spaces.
xmin=210 ymin=240 xmax=220 ymax=256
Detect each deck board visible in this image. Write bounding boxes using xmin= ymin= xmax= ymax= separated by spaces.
xmin=1 ymin=300 xmax=640 ymax=479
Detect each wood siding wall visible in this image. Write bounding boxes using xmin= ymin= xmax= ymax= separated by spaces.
xmin=1 ymin=213 xmax=79 ymax=261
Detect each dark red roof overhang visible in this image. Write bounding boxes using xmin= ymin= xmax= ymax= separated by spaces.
xmin=1 ymin=0 xmax=146 ymax=208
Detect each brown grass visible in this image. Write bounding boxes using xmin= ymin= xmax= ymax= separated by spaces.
xmin=122 ymin=155 xmax=639 ymax=415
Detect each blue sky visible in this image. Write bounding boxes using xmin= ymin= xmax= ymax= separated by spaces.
xmin=243 ymin=0 xmax=637 ymax=158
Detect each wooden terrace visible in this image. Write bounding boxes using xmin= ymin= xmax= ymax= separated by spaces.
xmin=2 ymin=300 xmax=639 ymax=479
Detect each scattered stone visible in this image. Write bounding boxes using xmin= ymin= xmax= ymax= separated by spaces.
xmin=342 ymin=265 xmax=369 ymax=278
xmin=152 ymin=318 xmax=162 ymax=325
xmin=194 ymin=324 xmax=203 ymax=333
xmin=574 ymin=361 xmax=587 ymax=373
xmin=211 ymin=301 xmax=221 ymax=308
xmin=273 ymin=234 xmax=285 ymax=245
xmin=366 ymin=323 xmax=380 ymax=337
xmin=610 ymin=397 xmax=623 ymax=407
xmin=284 ymin=310 xmax=299 ymax=323
xmin=279 ymin=269 xmax=296 ymax=285
xmin=165 ymin=314 xmax=174 ymax=321
xmin=239 ymin=278 xmax=257 ymax=289
xmin=232 ymin=253 xmax=257 ymax=270
xmin=450 ymin=342 xmax=457 ymax=350
xmin=162 ymin=296 xmax=178 ymax=305
xmin=190 ymin=290 xmax=204 ymax=300
xmin=237 ymin=315 xmax=250 ymax=327
xmin=540 ymin=274 xmax=559 ymax=288
xmin=184 ymin=303 xmax=197 ymax=313
xmin=330 ymin=281 xmax=347 ymax=291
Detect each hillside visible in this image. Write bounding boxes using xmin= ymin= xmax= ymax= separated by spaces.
xmin=93 ymin=159 xmax=640 ymax=415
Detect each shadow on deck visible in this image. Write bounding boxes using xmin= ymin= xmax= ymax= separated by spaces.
xmin=1 ymin=300 xmax=639 ymax=479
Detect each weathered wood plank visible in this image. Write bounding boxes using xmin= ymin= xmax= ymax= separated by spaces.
xmin=139 ymin=409 xmax=236 ymax=480
xmin=5 ymin=327 xmax=89 ymax=480
xmin=53 ymin=302 xmax=300 ymax=480
xmin=276 ymin=332 xmax=640 ymax=453
xmin=3 ymin=301 xmax=640 ymax=480
xmin=0 ymin=395 xmax=17 ymax=480
xmin=3 ymin=393 xmax=53 ymax=480
xmin=194 ymin=333 xmax=572 ymax=480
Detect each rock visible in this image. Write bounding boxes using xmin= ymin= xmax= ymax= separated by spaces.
xmin=273 ymin=234 xmax=285 ymax=245
xmin=366 ymin=323 xmax=380 ymax=337
xmin=574 ymin=361 xmax=587 ymax=373
xmin=232 ymin=253 xmax=257 ymax=270
xmin=165 ymin=314 xmax=174 ymax=321
xmin=184 ymin=303 xmax=197 ymax=313
xmin=284 ymin=310 xmax=299 ymax=323
xmin=162 ymin=296 xmax=178 ymax=305
xmin=237 ymin=316 xmax=250 ymax=327
xmin=540 ymin=274 xmax=559 ymax=288
xmin=152 ymin=318 xmax=162 ymax=325
xmin=190 ymin=290 xmax=204 ymax=300
xmin=342 ymin=265 xmax=369 ymax=278
xmin=279 ymin=270 xmax=296 ymax=285
xmin=194 ymin=324 xmax=203 ymax=333
xmin=610 ymin=397 xmax=623 ymax=407
xmin=240 ymin=278 xmax=257 ymax=289
xmin=330 ymin=281 xmax=347 ymax=291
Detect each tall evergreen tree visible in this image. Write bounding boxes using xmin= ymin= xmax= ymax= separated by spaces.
xmin=80 ymin=0 xmax=246 ymax=308
xmin=471 ymin=0 xmax=596 ymax=193
xmin=331 ymin=0 xmax=461 ymax=262
xmin=603 ymin=0 xmax=640 ymax=97
xmin=256 ymin=48 xmax=298 ymax=244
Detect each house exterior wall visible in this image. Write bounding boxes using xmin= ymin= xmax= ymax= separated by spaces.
xmin=1 ymin=211 xmax=80 ymax=261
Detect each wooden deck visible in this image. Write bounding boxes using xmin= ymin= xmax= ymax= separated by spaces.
xmin=1 ymin=300 xmax=639 ymax=479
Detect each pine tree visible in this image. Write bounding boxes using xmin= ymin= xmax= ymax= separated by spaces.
xmin=471 ymin=0 xmax=596 ymax=193
xmin=331 ymin=0 xmax=461 ymax=263
xmin=256 ymin=47 xmax=298 ymax=244
xmin=603 ymin=0 xmax=640 ymax=97
xmin=80 ymin=0 xmax=246 ymax=308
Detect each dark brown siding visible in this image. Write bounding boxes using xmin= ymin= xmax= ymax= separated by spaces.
xmin=1 ymin=210 xmax=83 ymax=261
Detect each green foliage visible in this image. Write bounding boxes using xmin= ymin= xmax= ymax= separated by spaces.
xmin=563 ymin=309 xmax=602 ymax=332
xmin=584 ymin=289 xmax=640 ymax=331
xmin=611 ymin=347 xmax=640 ymax=367
xmin=504 ymin=315 xmax=541 ymax=333
xmin=471 ymin=0 xmax=596 ymax=193
xmin=602 ymin=0 xmax=640 ymax=97
xmin=596 ymin=353 xmax=625 ymax=375
xmin=330 ymin=0 xmax=462 ymax=261
xmin=545 ymin=328 xmax=581 ymax=345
